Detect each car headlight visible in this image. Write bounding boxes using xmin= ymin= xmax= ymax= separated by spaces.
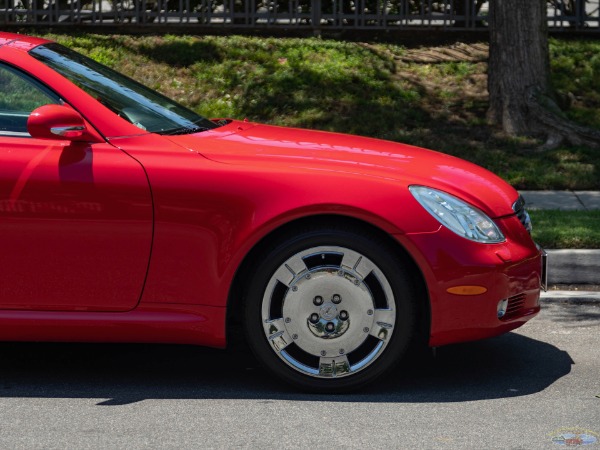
xmin=409 ymin=186 xmax=505 ymax=243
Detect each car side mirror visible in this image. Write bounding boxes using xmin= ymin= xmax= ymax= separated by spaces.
xmin=27 ymin=104 xmax=100 ymax=142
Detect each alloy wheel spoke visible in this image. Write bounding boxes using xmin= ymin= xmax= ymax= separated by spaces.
xmin=264 ymin=318 xmax=293 ymax=353
xmin=318 ymin=354 xmax=351 ymax=377
xmin=370 ymin=309 xmax=396 ymax=342
xmin=341 ymin=251 xmax=374 ymax=278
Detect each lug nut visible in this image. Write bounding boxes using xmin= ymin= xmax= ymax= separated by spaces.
xmin=321 ymin=350 xmax=327 ymax=356
xmin=325 ymin=322 xmax=335 ymax=332
xmin=309 ymin=313 xmax=320 ymax=324
xmin=367 ymin=309 xmax=373 ymax=316
xmin=332 ymin=294 xmax=341 ymax=304
xmin=313 ymin=296 xmax=324 ymax=306
xmin=339 ymin=310 xmax=349 ymax=321
xmin=292 ymin=334 xmax=298 ymax=340
xmin=285 ymin=317 xmax=291 ymax=323
xmin=339 ymin=349 xmax=345 ymax=355
xmin=363 ymin=327 xmax=370 ymax=333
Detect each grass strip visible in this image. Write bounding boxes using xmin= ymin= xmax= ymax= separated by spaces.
xmin=529 ymin=210 xmax=600 ymax=249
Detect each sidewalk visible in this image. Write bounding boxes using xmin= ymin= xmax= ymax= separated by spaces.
xmin=519 ymin=190 xmax=600 ymax=210
xmin=519 ymin=190 xmax=599 ymax=301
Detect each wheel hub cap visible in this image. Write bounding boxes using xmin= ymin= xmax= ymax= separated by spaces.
xmin=319 ymin=302 xmax=338 ymax=321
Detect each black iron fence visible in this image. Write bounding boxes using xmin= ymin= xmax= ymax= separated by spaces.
xmin=2 ymin=0 xmax=599 ymax=32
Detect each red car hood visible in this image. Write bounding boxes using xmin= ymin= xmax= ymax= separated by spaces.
xmin=167 ymin=120 xmax=519 ymax=218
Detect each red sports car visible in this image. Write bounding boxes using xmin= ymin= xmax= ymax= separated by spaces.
xmin=0 ymin=32 xmax=546 ymax=392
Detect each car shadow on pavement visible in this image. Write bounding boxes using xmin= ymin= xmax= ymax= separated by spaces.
xmin=0 ymin=331 xmax=572 ymax=406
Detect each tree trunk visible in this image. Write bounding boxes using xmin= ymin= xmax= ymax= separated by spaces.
xmin=487 ymin=0 xmax=600 ymax=149
xmin=488 ymin=0 xmax=549 ymax=135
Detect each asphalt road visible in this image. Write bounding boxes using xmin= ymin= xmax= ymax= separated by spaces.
xmin=0 ymin=301 xmax=598 ymax=449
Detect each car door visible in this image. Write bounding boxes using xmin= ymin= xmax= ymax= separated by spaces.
xmin=0 ymin=62 xmax=153 ymax=312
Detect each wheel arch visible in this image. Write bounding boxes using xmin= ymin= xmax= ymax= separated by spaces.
xmin=226 ymin=214 xmax=431 ymax=349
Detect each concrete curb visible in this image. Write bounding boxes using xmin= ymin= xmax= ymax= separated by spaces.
xmin=519 ymin=190 xmax=600 ymax=210
xmin=546 ymin=249 xmax=600 ymax=285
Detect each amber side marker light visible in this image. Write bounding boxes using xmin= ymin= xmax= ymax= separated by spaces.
xmin=447 ymin=286 xmax=488 ymax=296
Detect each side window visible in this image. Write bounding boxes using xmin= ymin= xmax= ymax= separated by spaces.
xmin=0 ymin=63 xmax=60 ymax=137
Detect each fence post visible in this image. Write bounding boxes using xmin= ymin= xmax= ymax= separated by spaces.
xmin=312 ymin=0 xmax=321 ymax=35
xmin=576 ymin=0 xmax=585 ymax=29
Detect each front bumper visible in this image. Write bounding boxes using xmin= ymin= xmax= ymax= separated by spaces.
xmin=397 ymin=215 xmax=544 ymax=347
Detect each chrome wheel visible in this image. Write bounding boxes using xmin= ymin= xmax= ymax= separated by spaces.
xmin=260 ymin=246 xmax=397 ymax=379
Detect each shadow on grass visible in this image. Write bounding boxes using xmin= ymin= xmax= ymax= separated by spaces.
xmin=136 ymin=40 xmax=223 ymax=67
xmin=0 ymin=331 xmax=572 ymax=406
xmin=236 ymin=65 xmax=431 ymax=139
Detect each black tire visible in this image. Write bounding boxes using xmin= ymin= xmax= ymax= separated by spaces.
xmin=244 ymin=225 xmax=418 ymax=393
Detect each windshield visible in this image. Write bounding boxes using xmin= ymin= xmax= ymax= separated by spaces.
xmin=29 ymin=43 xmax=218 ymax=135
